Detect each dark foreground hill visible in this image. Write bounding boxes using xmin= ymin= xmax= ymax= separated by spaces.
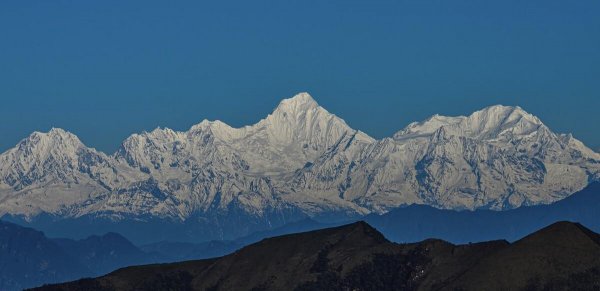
xmin=33 ymin=221 xmax=600 ymax=291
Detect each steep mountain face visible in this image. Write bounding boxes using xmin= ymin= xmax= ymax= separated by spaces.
xmin=293 ymin=104 xmax=600 ymax=211
xmin=33 ymin=221 xmax=600 ymax=291
xmin=1 ymin=93 xmax=599 ymax=241
xmin=0 ymin=129 xmax=127 ymax=218
xmin=89 ymin=93 xmax=368 ymax=222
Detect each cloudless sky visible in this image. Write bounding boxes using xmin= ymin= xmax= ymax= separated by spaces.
xmin=1 ymin=0 xmax=599 ymax=153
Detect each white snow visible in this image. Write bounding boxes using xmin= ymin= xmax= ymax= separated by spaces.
xmin=0 ymin=94 xmax=598 ymax=220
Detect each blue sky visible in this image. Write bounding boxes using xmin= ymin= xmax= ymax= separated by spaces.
xmin=1 ymin=0 xmax=599 ymax=152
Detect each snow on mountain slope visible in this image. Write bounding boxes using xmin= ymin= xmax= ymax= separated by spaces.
xmin=293 ymin=104 xmax=600 ymax=212
xmin=114 ymin=93 xmax=363 ymax=175
xmin=89 ymin=93 xmax=367 ymax=220
xmin=0 ymin=94 xmax=599 ymax=227
xmin=0 ymin=129 xmax=125 ymax=217
xmin=394 ymin=105 xmax=543 ymax=140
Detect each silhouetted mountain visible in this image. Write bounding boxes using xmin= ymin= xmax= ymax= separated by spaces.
xmin=32 ymin=221 xmax=600 ymax=291
xmin=140 ymin=240 xmax=240 ymax=262
xmin=365 ymin=182 xmax=600 ymax=243
xmin=5 ymin=183 xmax=600 ymax=290
xmin=53 ymin=232 xmax=164 ymax=276
xmin=234 ymin=218 xmax=339 ymax=246
xmin=0 ymin=220 xmax=165 ymax=290
xmin=0 ymin=220 xmax=92 ymax=291
xmin=139 ymin=182 xmax=600 ymax=262
xmin=444 ymin=221 xmax=600 ymax=290
xmin=135 ymin=183 xmax=600 ymax=266
xmin=140 ymin=218 xmax=336 ymax=262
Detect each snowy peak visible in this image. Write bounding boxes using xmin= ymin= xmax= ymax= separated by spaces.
xmin=185 ymin=93 xmax=345 ymax=143
xmin=474 ymin=105 xmax=538 ymax=123
xmin=272 ymin=92 xmax=319 ymax=115
xmin=264 ymin=92 xmax=327 ymax=128
xmin=394 ymin=105 xmax=545 ymax=141
xmin=22 ymin=128 xmax=85 ymax=151
xmin=110 ymin=92 xmax=370 ymax=175
xmin=6 ymin=128 xmax=94 ymax=166
xmin=0 ymin=93 xmax=598 ymax=222
xmin=188 ymin=119 xmax=247 ymax=142
xmin=258 ymin=92 xmax=366 ymax=148
xmin=394 ymin=114 xmax=465 ymax=140
xmin=190 ymin=119 xmax=230 ymax=131
xmin=465 ymin=105 xmax=543 ymax=138
xmin=128 ymin=127 xmax=183 ymax=144
xmin=0 ymin=128 xmax=114 ymax=192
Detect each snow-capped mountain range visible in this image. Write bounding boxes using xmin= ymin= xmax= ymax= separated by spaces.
xmin=1 ymin=93 xmax=599 ymax=231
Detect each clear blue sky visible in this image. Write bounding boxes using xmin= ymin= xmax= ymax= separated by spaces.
xmin=1 ymin=0 xmax=599 ymax=153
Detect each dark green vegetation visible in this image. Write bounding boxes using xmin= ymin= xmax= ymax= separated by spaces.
xmin=33 ymin=221 xmax=600 ymax=291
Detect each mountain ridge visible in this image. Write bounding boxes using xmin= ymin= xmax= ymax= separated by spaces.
xmin=31 ymin=220 xmax=600 ymax=291
xmin=1 ymin=92 xmax=599 ymax=242
xmin=363 ymin=182 xmax=600 ymax=244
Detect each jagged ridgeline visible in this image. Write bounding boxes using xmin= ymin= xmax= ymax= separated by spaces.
xmin=1 ymin=93 xmax=599 ymax=242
